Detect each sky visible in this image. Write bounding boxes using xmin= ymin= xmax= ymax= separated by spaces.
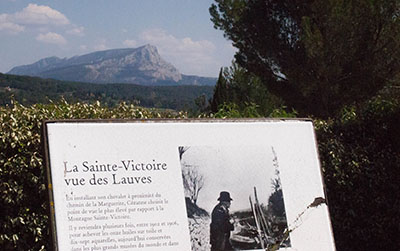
xmin=0 ymin=0 xmax=236 ymax=77
xmin=180 ymin=145 xmax=277 ymax=213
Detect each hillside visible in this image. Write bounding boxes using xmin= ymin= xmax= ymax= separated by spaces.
xmin=8 ymin=45 xmax=216 ymax=86
xmin=0 ymin=73 xmax=214 ymax=111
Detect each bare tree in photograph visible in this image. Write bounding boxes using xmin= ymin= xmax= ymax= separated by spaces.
xmin=178 ymin=146 xmax=210 ymax=251
xmin=179 ymin=146 xmax=205 ymax=205
xmin=182 ymin=167 xmax=205 ymax=205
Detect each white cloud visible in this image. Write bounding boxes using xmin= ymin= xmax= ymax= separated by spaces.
xmin=0 ymin=21 xmax=25 ymax=33
xmin=140 ymin=28 xmax=215 ymax=52
xmin=66 ymin=26 xmax=85 ymax=36
xmin=139 ymin=28 xmax=217 ymax=76
xmin=94 ymin=39 xmax=108 ymax=51
xmin=123 ymin=39 xmax=138 ymax=47
xmin=14 ymin=4 xmax=69 ymax=25
xmin=0 ymin=14 xmax=24 ymax=34
xmin=0 ymin=4 xmax=82 ymax=37
xmin=36 ymin=32 xmax=67 ymax=45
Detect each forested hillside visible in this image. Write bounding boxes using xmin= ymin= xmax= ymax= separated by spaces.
xmin=0 ymin=73 xmax=213 ymax=112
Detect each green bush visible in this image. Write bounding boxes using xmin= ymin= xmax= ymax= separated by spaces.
xmin=0 ymin=100 xmax=184 ymax=250
xmin=212 ymin=102 xmax=297 ymax=119
xmin=316 ymin=96 xmax=400 ymax=251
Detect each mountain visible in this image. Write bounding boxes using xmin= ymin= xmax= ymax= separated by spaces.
xmin=8 ymin=45 xmax=216 ymax=86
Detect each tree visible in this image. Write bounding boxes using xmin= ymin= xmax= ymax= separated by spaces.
xmin=210 ymin=62 xmax=282 ymax=115
xmin=178 ymin=146 xmax=205 ymax=205
xmin=268 ymin=178 xmax=285 ymax=219
xmin=267 ymin=147 xmax=286 ymax=220
xmin=182 ymin=167 xmax=205 ymax=205
xmin=194 ymin=94 xmax=208 ymax=114
xmin=210 ymin=0 xmax=400 ymax=118
xmin=210 ymin=68 xmax=229 ymax=112
xmin=178 ymin=146 xmax=189 ymax=160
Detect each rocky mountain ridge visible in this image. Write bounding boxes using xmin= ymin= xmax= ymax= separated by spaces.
xmin=8 ymin=45 xmax=216 ymax=86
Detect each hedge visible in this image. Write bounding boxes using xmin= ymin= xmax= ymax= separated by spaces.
xmin=315 ymin=97 xmax=400 ymax=251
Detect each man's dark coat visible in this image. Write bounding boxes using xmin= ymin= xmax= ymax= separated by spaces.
xmin=210 ymin=203 xmax=234 ymax=250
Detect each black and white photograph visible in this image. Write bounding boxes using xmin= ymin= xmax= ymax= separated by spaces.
xmin=179 ymin=145 xmax=291 ymax=250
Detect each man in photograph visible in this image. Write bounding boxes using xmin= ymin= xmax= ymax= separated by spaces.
xmin=210 ymin=191 xmax=234 ymax=250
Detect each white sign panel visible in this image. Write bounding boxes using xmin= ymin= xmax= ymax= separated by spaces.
xmin=43 ymin=119 xmax=336 ymax=251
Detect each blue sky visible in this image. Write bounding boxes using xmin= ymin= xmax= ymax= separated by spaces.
xmin=0 ymin=0 xmax=236 ymax=77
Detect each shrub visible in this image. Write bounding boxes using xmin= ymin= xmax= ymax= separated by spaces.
xmin=316 ymin=96 xmax=400 ymax=251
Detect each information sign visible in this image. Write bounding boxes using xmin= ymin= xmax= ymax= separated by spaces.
xmin=43 ymin=119 xmax=336 ymax=251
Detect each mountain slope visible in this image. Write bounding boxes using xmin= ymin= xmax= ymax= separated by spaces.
xmin=8 ymin=45 xmax=216 ymax=86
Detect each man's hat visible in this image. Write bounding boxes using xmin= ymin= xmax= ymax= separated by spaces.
xmin=217 ymin=191 xmax=233 ymax=201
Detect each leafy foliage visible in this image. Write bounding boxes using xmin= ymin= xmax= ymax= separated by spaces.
xmin=315 ymin=96 xmax=400 ymax=251
xmin=210 ymin=63 xmax=282 ymax=116
xmin=0 ymin=100 xmax=185 ymax=250
xmin=212 ymin=103 xmax=260 ymax=118
xmin=212 ymin=102 xmax=297 ymax=119
xmin=210 ymin=0 xmax=400 ymax=118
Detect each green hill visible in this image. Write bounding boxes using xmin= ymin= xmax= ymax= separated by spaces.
xmin=0 ymin=73 xmax=214 ymax=112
